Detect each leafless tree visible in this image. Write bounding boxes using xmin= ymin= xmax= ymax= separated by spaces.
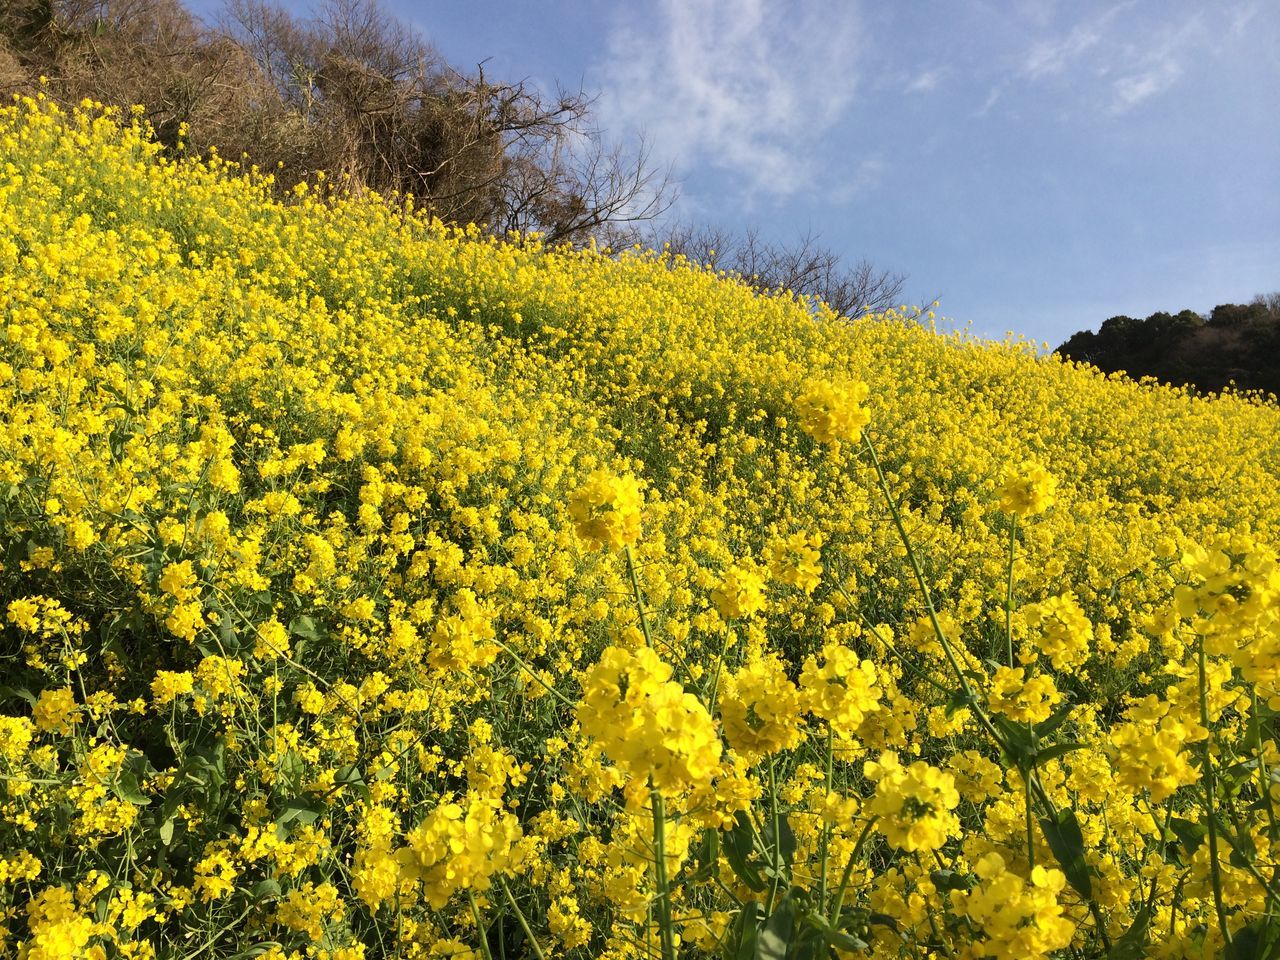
xmin=655 ymin=222 xmax=906 ymax=320
xmin=1251 ymin=291 xmax=1280 ymax=314
xmin=220 ymin=0 xmax=671 ymax=242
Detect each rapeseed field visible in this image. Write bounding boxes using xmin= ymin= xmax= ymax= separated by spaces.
xmin=4 ymin=97 xmax=1280 ymax=960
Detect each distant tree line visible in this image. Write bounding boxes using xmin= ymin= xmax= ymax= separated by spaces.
xmin=0 ymin=0 xmax=903 ymax=318
xmin=1056 ymin=293 xmax=1280 ymax=397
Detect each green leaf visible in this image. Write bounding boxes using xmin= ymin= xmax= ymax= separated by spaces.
xmin=277 ymin=749 xmax=305 ymax=791
xmin=993 ymin=715 xmax=1036 ymax=770
xmin=733 ymin=903 xmax=763 ymax=960
xmin=160 ymin=784 xmax=184 ymax=825
xmin=1033 ymin=742 xmax=1087 ymax=765
xmin=333 ymin=763 xmax=365 ymax=787
xmin=1033 ymin=702 xmax=1076 ymax=739
xmin=755 ymin=896 xmax=795 ymax=960
xmin=866 ymin=912 xmax=899 ymax=933
xmin=1222 ymin=758 xmax=1261 ymax=783
xmin=276 ymin=796 xmax=326 ymax=827
xmin=1108 ymin=902 xmax=1153 ymax=960
xmin=822 ymin=929 xmax=869 ymax=954
xmin=217 ymin=604 xmax=239 ymax=652
xmin=724 ymin=814 xmax=767 ymax=892
xmin=1224 ymin=915 xmax=1280 ymax=960
xmin=0 ymin=685 xmax=36 ymax=707
xmin=1039 ymin=807 xmax=1092 ymax=900
xmin=763 ymin=814 xmax=797 ymax=870
xmin=1169 ymin=817 xmax=1207 ymax=857
xmin=158 ymin=818 xmax=175 ymax=846
xmin=289 ymin=615 xmax=322 ymax=641
xmin=251 ymin=879 xmax=282 ymax=900
xmin=332 ymin=763 xmax=370 ymax=802
xmin=1223 ymin=816 xmax=1259 ymax=868
xmin=114 ymin=769 xmax=150 ymax=805
xmin=697 ymin=828 xmax=719 ymax=874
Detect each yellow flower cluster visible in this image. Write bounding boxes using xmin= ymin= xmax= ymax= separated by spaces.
xmin=710 ymin=562 xmax=768 ymax=619
xmin=4 ymin=98 xmax=1280 ymax=959
xmin=998 ymin=461 xmax=1058 ymax=516
xmin=568 ymin=469 xmax=644 ymax=550
xmin=1023 ymin=592 xmax=1093 ymax=670
xmin=797 ymin=641 xmax=882 ymax=740
xmin=400 ymin=796 xmax=525 ymax=908
xmin=953 ymin=852 xmax=1075 ymax=959
xmin=578 ymin=646 xmax=722 ymax=797
xmin=795 ymin=378 xmax=871 ymax=445
xmin=987 ymin=666 xmax=1061 ymax=724
xmin=719 ymin=656 xmax=803 ymax=761
xmin=865 ymin=750 xmax=961 ymax=852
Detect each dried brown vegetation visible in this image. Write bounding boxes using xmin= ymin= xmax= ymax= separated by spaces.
xmin=0 ymin=0 xmax=671 ymax=246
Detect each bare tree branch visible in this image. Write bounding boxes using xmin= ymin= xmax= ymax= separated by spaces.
xmin=653 ymin=222 xmax=905 ymax=320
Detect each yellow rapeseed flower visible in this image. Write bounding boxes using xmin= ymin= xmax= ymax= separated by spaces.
xmin=568 ymin=469 xmax=644 ymax=550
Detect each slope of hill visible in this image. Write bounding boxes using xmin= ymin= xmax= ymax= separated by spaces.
xmin=3 ymin=99 xmax=1280 ymax=958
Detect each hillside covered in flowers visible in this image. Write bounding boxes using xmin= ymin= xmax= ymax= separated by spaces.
xmin=4 ymin=99 xmax=1280 ymax=960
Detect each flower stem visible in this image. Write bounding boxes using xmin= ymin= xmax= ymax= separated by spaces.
xmin=498 ymin=877 xmax=546 ymax=960
xmin=819 ymin=726 xmax=835 ymax=911
xmin=651 ymin=786 xmax=677 ymax=960
xmin=1199 ymin=635 xmax=1232 ymax=949
xmin=626 ymin=545 xmax=655 ymax=649
xmin=1005 ymin=514 xmax=1017 ymax=666
xmin=467 ymin=890 xmax=496 ymax=960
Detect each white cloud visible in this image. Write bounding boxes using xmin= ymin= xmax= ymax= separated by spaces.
xmin=1018 ymin=2 xmax=1138 ymax=79
xmin=1109 ymin=57 xmax=1183 ymax=113
xmin=598 ymin=0 xmax=863 ymax=198
xmin=1021 ymin=20 xmax=1106 ymax=79
xmin=975 ymin=84 xmax=1005 ymax=117
xmin=1009 ymin=3 xmax=1242 ymax=116
xmin=1106 ymin=12 xmax=1205 ymax=113
xmin=905 ymin=69 xmax=943 ymax=94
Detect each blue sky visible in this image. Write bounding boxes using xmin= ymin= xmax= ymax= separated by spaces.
xmin=188 ymin=0 xmax=1279 ymax=345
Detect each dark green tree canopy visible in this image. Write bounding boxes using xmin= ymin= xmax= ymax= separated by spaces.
xmin=1056 ymin=294 xmax=1280 ymax=398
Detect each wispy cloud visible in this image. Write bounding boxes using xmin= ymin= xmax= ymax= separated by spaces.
xmin=1110 ymin=57 xmax=1183 ymax=113
xmin=1105 ymin=11 xmax=1205 ymax=114
xmin=905 ymin=69 xmax=943 ymax=94
xmin=1009 ymin=2 xmax=1239 ymax=116
xmin=1021 ymin=17 xmax=1110 ymax=79
xmin=598 ymin=0 xmax=863 ymax=198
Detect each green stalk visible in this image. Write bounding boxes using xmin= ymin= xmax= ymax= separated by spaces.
xmin=829 ymin=817 xmax=877 ymax=926
xmin=468 ymin=891 xmax=496 ymax=960
xmin=1005 ymin=513 xmax=1017 ymax=666
xmin=651 ymin=786 xmax=677 ymax=960
xmin=1025 ymin=753 xmax=1036 ymax=872
xmin=860 ymin=436 xmax=1004 ymax=746
xmin=705 ymin=626 xmax=735 ymax=711
xmin=818 ymin=726 xmax=835 ymax=911
xmin=493 ymin=638 xmax=575 ymax=707
xmin=626 ymin=545 xmax=655 ymax=649
xmin=1250 ymin=687 xmax=1280 ymax=881
xmin=498 ymin=877 xmax=546 ymax=960
xmin=1198 ymin=635 xmax=1232 ymax=949
xmin=766 ymin=758 xmax=784 ymax=913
